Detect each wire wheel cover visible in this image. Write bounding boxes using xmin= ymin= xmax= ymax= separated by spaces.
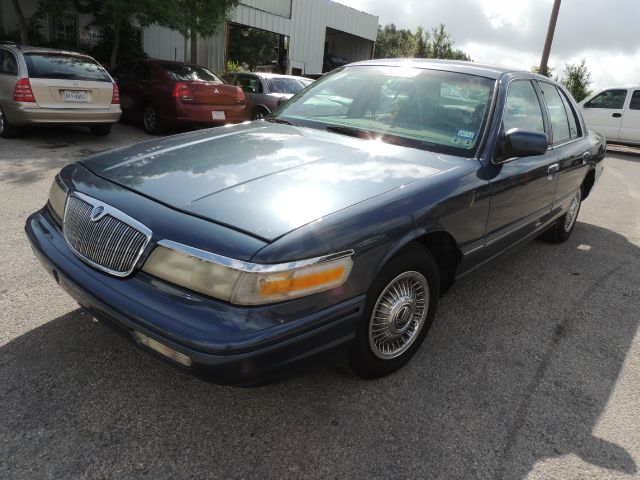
xmin=369 ymin=271 xmax=429 ymax=359
xmin=564 ymin=190 xmax=581 ymax=232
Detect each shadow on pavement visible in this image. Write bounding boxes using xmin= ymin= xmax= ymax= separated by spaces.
xmin=0 ymin=124 xmax=150 ymax=187
xmin=1 ymin=222 xmax=638 ymax=479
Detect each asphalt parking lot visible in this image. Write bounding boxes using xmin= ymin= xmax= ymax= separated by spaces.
xmin=0 ymin=124 xmax=638 ymax=480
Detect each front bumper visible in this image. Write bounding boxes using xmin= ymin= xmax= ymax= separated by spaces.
xmin=5 ymin=102 xmax=121 ymax=126
xmin=25 ymin=209 xmax=364 ymax=385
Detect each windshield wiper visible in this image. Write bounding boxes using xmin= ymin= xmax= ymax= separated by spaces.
xmin=325 ymin=125 xmax=376 ymax=139
xmin=265 ymin=117 xmax=294 ymax=125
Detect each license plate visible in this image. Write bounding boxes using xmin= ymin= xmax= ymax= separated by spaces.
xmin=212 ymin=111 xmax=226 ymax=120
xmin=63 ymin=90 xmax=88 ymax=103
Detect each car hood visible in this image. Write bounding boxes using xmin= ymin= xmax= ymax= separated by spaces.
xmin=81 ymin=123 xmax=458 ymax=241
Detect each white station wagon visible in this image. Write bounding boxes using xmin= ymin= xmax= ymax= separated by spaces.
xmin=579 ymin=87 xmax=640 ymax=145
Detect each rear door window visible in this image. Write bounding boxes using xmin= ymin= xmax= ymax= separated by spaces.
xmin=585 ymin=89 xmax=628 ymax=109
xmin=558 ymin=89 xmax=581 ymax=138
xmin=0 ymin=50 xmax=18 ymax=75
xmin=133 ymin=62 xmax=150 ymax=81
xmin=24 ymin=53 xmax=110 ymax=81
xmin=629 ymin=91 xmax=640 ymax=110
xmin=236 ymin=75 xmax=262 ymax=93
xmin=538 ymin=82 xmax=571 ymax=144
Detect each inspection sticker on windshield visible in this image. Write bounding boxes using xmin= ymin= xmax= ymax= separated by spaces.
xmin=453 ymin=129 xmax=475 ymax=146
xmin=456 ymin=129 xmax=475 ymax=139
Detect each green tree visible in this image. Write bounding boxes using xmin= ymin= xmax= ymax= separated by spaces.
xmin=376 ymin=23 xmax=470 ymax=61
xmin=153 ymin=0 xmax=239 ymax=64
xmin=532 ymin=65 xmax=556 ymax=79
xmin=227 ymin=28 xmax=278 ymax=71
xmin=374 ymin=24 xmax=416 ymax=59
xmin=428 ymin=24 xmax=470 ymax=61
xmin=560 ymin=59 xmax=593 ymax=102
xmin=414 ymin=26 xmax=429 ymax=58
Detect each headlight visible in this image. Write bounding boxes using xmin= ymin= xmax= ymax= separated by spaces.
xmin=48 ymin=175 xmax=68 ymax=221
xmin=142 ymin=240 xmax=353 ymax=305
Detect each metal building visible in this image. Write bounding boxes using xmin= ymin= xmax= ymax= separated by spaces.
xmin=144 ymin=0 xmax=379 ymax=75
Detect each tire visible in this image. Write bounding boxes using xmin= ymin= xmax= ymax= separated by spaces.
xmin=252 ymin=107 xmax=268 ymax=120
xmin=142 ymin=105 xmax=164 ymax=135
xmin=89 ymin=124 xmax=112 ymax=136
xmin=540 ymin=188 xmax=582 ymax=243
xmin=349 ymin=244 xmax=440 ymax=379
xmin=0 ymin=106 xmax=21 ymax=138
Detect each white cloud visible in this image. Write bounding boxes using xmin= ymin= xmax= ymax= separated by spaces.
xmin=481 ymin=0 xmax=542 ymax=30
xmin=334 ymin=0 xmax=640 ymax=90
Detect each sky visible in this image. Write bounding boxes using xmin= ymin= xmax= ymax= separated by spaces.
xmin=335 ymin=0 xmax=640 ymax=90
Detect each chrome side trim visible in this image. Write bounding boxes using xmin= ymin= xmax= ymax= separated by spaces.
xmin=156 ymin=239 xmax=355 ymax=274
xmin=484 ymin=205 xmax=552 ymax=247
xmin=63 ymin=191 xmax=152 ymax=277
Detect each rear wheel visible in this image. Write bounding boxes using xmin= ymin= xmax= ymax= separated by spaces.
xmin=142 ymin=105 xmax=164 ymax=135
xmin=541 ymin=188 xmax=582 ymax=243
xmin=89 ymin=124 xmax=112 ymax=136
xmin=349 ymin=245 xmax=440 ymax=379
xmin=252 ymin=107 xmax=268 ymax=120
xmin=0 ymin=107 xmax=20 ymax=138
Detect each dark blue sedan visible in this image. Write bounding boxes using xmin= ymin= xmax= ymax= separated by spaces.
xmin=26 ymin=59 xmax=605 ymax=385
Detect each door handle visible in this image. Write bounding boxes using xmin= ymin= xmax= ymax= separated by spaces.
xmin=548 ymin=163 xmax=560 ymax=175
xmin=612 ymin=113 xmax=622 ymax=118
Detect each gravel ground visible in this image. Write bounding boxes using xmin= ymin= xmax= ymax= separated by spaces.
xmin=0 ymin=124 xmax=638 ymax=480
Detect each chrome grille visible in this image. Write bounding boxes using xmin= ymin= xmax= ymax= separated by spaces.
xmin=63 ymin=193 xmax=151 ymax=277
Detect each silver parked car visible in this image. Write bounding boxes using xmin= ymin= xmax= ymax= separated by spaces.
xmin=223 ymin=72 xmax=311 ymax=120
xmin=0 ymin=42 xmax=121 ymax=138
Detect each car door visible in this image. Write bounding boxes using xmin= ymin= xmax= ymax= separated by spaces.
xmin=619 ymin=89 xmax=640 ymax=143
xmin=537 ymin=81 xmax=590 ymax=205
xmin=235 ymin=74 xmax=259 ymax=106
xmin=481 ymin=79 xmax=559 ymax=259
xmin=580 ymin=88 xmax=628 ymax=140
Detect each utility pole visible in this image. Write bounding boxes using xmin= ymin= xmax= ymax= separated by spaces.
xmin=539 ymin=0 xmax=561 ymax=76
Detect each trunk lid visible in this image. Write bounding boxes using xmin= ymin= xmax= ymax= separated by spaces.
xmin=186 ymin=82 xmax=242 ymax=106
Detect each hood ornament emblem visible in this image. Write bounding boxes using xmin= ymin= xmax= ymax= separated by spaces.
xmin=90 ymin=205 xmax=105 ymax=222
xmin=214 ymin=88 xmax=219 ymax=94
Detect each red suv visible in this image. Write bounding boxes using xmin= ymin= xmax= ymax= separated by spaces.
xmin=113 ymin=59 xmax=246 ymax=134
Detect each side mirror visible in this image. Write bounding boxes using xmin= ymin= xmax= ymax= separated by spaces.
xmin=276 ymin=96 xmax=289 ymax=107
xmin=495 ymin=129 xmax=548 ymax=162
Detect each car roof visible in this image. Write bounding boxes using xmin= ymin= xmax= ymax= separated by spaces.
xmin=347 ymin=58 xmax=534 ymax=80
xmin=4 ymin=44 xmax=94 ymax=57
xmin=591 ymin=86 xmax=640 ymax=90
xmin=244 ymin=72 xmax=307 ymax=80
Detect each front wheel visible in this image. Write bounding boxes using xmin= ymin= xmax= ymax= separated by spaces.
xmin=349 ymin=245 xmax=440 ymax=379
xmin=541 ymin=188 xmax=582 ymax=243
xmin=252 ymin=108 xmax=268 ymax=120
xmin=0 ymin=107 xmax=20 ymax=138
xmin=142 ymin=105 xmax=164 ymax=135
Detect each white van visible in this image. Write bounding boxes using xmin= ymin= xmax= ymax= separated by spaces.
xmin=578 ymin=87 xmax=640 ymax=145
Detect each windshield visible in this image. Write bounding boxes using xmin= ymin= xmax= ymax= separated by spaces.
xmin=161 ymin=64 xmax=221 ymax=83
xmin=267 ymin=77 xmax=307 ymax=94
xmin=272 ymin=66 xmax=495 ymax=155
xmin=24 ymin=53 xmax=111 ymax=82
